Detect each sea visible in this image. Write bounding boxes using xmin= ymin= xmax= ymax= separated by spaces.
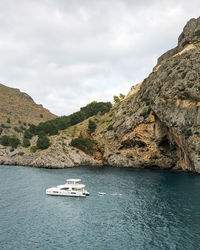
xmin=0 ymin=165 xmax=200 ymax=250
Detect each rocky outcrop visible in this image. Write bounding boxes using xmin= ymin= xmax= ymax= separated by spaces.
xmin=0 ymin=135 xmax=100 ymax=168
xmin=94 ymin=17 xmax=200 ymax=172
xmin=126 ymin=81 xmax=142 ymax=98
xmin=157 ymin=17 xmax=200 ymax=66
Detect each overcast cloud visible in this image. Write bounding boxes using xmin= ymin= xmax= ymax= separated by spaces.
xmin=0 ymin=0 xmax=199 ymax=115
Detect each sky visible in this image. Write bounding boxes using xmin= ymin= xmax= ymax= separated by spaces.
xmin=0 ymin=0 xmax=199 ymax=116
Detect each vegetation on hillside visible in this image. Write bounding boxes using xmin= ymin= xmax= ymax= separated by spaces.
xmin=25 ymin=101 xmax=112 ymax=137
xmin=113 ymin=93 xmax=125 ymax=104
xmin=37 ymin=135 xmax=51 ymax=149
xmin=88 ymin=119 xmax=97 ymax=133
xmin=22 ymin=138 xmax=30 ymax=148
xmin=0 ymin=100 xmax=111 ymax=152
xmin=70 ymin=134 xmax=94 ymax=154
xmin=0 ymin=135 xmax=20 ymax=148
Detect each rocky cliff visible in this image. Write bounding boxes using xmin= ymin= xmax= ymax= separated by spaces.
xmin=0 ymin=17 xmax=200 ymax=173
xmin=0 ymin=133 xmax=99 ymax=168
xmin=94 ymin=17 xmax=200 ymax=172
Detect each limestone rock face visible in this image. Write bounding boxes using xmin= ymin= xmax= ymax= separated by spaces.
xmin=126 ymin=82 xmax=142 ymax=98
xmin=157 ymin=17 xmax=200 ymax=66
xmin=94 ymin=17 xmax=200 ymax=173
xmin=178 ymin=18 xmax=200 ymax=51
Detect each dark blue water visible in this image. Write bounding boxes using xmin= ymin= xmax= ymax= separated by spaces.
xmin=0 ymin=165 xmax=200 ymax=250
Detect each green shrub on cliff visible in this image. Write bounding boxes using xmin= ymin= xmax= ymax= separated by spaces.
xmin=36 ymin=135 xmax=50 ymax=150
xmin=0 ymin=124 xmax=10 ymax=129
xmin=30 ymin=146 xmax=37 ymax=153
xmin=70 ymin=135 xmax=94 ymax=154
xmin=14 ymin=127 xmax=22 ymax=133
xmin=37 ymin=122 xmax=59 ymax=136
xmin=113 ymin=93 xmax=125 ymax=104
xmin=88 ymin=119 xmax=97 ymax=133
xmin=120 ymin=93 xmax=125 ymax=100
xmin=0 ymin=135 xmax=20 ymax=148
xmin=24 ymin=129 xmax=33 ymax=139
xmin=113 ymin=96 xmax=120 ymax=103
xmin=22 ymin=138 xmax=30 ymax=148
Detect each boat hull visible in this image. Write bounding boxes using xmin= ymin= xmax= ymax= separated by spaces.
xmin=46 ymin=189 xmax=86 ymax=197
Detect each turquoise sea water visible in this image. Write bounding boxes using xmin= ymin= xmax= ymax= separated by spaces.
xmin=0 ymin=165 xmax=200 ymax=250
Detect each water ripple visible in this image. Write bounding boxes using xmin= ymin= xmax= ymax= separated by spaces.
xmin=0 ymin=165 xmax=200 ymax=249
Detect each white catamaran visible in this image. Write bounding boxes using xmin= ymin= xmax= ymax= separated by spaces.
xmin=46 ymin=179 xmax=89 ymax=197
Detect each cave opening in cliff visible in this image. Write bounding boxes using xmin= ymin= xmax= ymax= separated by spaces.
xmin=158 ymin=135 xmax=170 ymax=150
xmin=119 ymin=139 xmax=147 ymax=150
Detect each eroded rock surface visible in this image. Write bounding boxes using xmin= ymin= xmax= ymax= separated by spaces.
xmin=95 ymin=17 xmax=200 ymax=172
xmin=0 ymin=135 xmax=100 ymax=168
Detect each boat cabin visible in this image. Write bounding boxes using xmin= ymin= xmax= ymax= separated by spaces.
xmin=66 ymin=179 xmax=81 ymax=185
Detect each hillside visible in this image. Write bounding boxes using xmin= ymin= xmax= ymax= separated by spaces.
xmin=0 ymin=17 xmax=200 ymax=173
xmin=0 ymin=83 xmax=56 ymax=131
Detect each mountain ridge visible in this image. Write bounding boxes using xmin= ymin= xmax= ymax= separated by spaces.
xmin=0 ymin=83 xmax=57 ymax=130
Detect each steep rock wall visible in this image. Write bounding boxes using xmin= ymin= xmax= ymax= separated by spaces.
xmin=96 ymin=17 xmax=200 ymax=172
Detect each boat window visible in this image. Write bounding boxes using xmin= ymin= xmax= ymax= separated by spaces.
xmin=67 ymin=181 xmax=74 ymax=184
xmin=72 ymin=188 xmax=82 ymax=191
